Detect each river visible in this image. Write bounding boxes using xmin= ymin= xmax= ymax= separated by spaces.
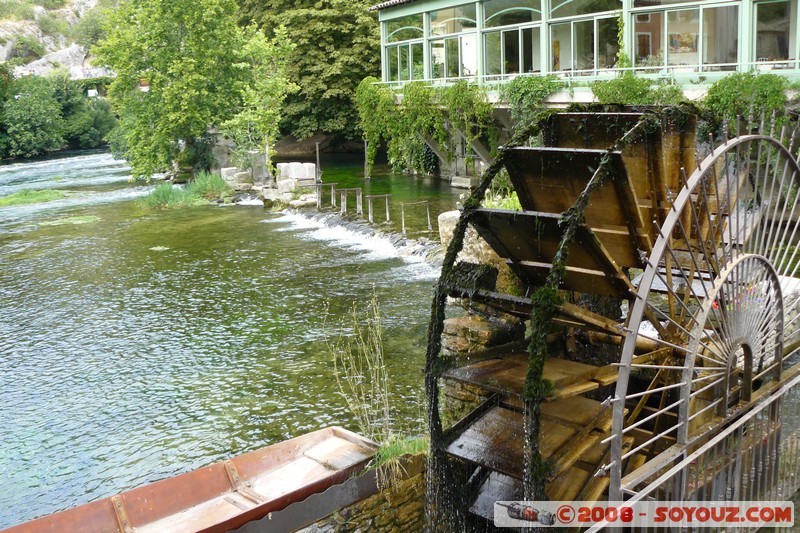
xmin=0 ymin=151 xmax=460 ymax=528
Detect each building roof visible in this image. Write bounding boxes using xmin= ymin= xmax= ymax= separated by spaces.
xmin=369 ymin=0 xmax=419 ymax=12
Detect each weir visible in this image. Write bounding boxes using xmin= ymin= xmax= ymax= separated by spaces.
xmin=425 ymin=106 xmax=800 ymax=530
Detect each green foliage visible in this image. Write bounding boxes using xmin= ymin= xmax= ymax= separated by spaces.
xmin=140 ymin=182 xmax=195 ymax=208
xmin=71 ymin=6 xmax=109 ymax=48
xmin=0 ymin=1 xmax=35 ymax=20
xmin=355 ymin=77 xmax=395 ymax=175
xmin=440 ymin=80 xmax=493 ymax=171
xmin=3 ymin=76 xmax=64 ymax=157
xmin=38 ymin=13 xmax=68 ymax=36
xmin=96 ymin=0 xmax=294 ymax=178
xmin=221 ymin=25 xmax=296 ymax=172
xmin=591 ymin=73 xmax=685 ymax=105
xmin=140 ymin=172 xmax=231 ymax=208
xmin=237 ymin=0 xmax=380 ymax=142
xmin=498 ymin=75 xmax=562 ymax=136
xmin=185 ymin=170 xmax=231 ymax=199
xmin=389 ymin=82 xmax=448 ymax=173
xmin=704 ymin=72 xmax=789 ymax=131
xmin=39 ymin=215 xmax=101 ymax=226
xmin=10 ymin=36 xmax=44 ymax=63
xmin=34 ymin=0 xmax=66 ymax=8
xmin=483 ymin=189 xmax=521 ymax=210
xmin=0 ymin=188 xmax=67 ymax=206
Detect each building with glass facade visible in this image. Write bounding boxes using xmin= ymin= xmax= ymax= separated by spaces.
xmin=372 ymin=0 xmax=799 ymax=85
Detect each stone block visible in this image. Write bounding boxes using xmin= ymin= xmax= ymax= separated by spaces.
xmin=277 ymin=178 xmax=295 ymax=194
xmin=220 ymin=167 xmax=238 ymax=184
xmin=450 ymin=175 xmax=481 ymax=189
xmin=442 ymin=314 xmax=520 ymax=356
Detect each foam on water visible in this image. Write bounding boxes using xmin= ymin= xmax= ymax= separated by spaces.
xmin=263 ymin=210 xmax=440 ymax=277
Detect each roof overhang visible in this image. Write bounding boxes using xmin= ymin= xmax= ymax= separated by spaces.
xmin=369 ymin=0 xmax=420 ymax=12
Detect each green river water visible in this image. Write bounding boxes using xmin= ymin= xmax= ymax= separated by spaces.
xmin=0 ymin=151 xmax=460 ymax=528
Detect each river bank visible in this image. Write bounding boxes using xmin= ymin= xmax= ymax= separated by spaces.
xmin=0 ymin=150 xmax=459 ymax=528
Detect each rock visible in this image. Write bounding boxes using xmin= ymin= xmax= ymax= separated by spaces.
xmin=289 ymin=198 xmax=317 ymax=208
xmin=262 ymin=188 xmax=282 ymax=202
xmin=442 ymin=314 xmax=521 ymax=357
xmin=220 ymin=167 xmax=238 ymax=185
xmin=277 ymin=178 xmax=295 ymax=194
xmin=450 ymin=175 xmax=481 ymax=189
xmin=13 ymin=43 xmax=86 ymax=77
xmin=248 ymin=151 xmax=269 ymax=184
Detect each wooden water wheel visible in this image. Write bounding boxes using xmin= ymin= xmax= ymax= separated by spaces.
xmin=428 ymin=107 xmax=800 ymax=527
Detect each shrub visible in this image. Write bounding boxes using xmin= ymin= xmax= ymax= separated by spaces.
xmin=38 ymin=13 xmax=68 ymax=37
xmin=70 ymin=6 xmax=107 ymax=49
xmin=10 ymin=36 xmax=45 ymax=63
xmin=591 ymin=73 xmax=685 ymax=105
xmin=498 ymin=74 xmax=562 ymax=135
xmin=0 ymin=1 xmax=35 ymax=21
xmin=704 ymin=72 xmax=789 ymax=129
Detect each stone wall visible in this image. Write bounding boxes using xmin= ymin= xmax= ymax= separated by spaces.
xmin=296 ymin=456 xmax=426 ymax=533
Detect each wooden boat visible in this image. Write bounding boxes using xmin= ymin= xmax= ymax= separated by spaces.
xmin=5 ymin=427 xmax=376 ymax=533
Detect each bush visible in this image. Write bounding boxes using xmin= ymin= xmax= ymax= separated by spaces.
xmin=10 ymin=36 xmax=45 ymax=63
xmin=0 ymin=1 xmax=35 ymax=21
xmin=34 ymin=0 xmax=66 ymax=8
xmin=591 ymin=73 xmax=685 ymax=105
xmin=70 ymin=7 xmax=107 ymax=49
xmin=38 ymin=13 xmax=68 ymax=37
xmin=498 ymin=74 xmax=562 ymax=134
xmin=704 ymin=72 xmax=789 ymax=129
xmin=4 ymin=76 xmax=64 ymax=157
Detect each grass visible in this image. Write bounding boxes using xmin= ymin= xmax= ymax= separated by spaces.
xmin=39 ymin=215 xmax=100 ymax=226
xmin=0 ymin=189 xmax=68 ymax=207
xmin=375 ymin=435 xmax=428 ymax=470
xmin=483 ymin=189 xmax=522 ymax=210
xmin=140 ymin=172 xmax=232 ymax=209
xmin=185 ymin=171 xmax=231 ymax=200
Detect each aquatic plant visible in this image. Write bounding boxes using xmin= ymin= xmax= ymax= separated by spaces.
xmin=39 ymin=215 xmax=100 ymax=226
xmin=139 ymin=182 xmax=194 ymax=209
xmin=185 ymin=171 xmax=231 ymax=200
xmin=0 ymin=189 xmax=67 ymax=207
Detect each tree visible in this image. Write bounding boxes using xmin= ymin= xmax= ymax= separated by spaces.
xmin=95 ymin=0 xmax=290 ymax=178
xmin=3 ymin=76 xmax=64 ymax=158
xmin=221 ymin=26 xmax=296 ymax=171
xmin=238 ymin=0 xmax=380 ymax=143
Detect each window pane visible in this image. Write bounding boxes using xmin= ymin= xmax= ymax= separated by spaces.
xmin=704 ymin=5 xmax=738 ymax=68
xmin=411 ymin=43 xmax=424 ymax=79
xmin=446 ymin=37 xmax=460 ymax=77
xmin=503 ymin=29 xmax=521 ymax=74
xmin=756 ymin=1 xmax=795 ymax=62
xmin=387 ymin=14 xmax=424 ymax=42
xmin=388 ymin=46 xmax=399 ymax=81
xmin=431 ymin=4 xmax=477 ymax=36
xmin=399 ymin=46 xmax=410 ymax=81
xmin=574 ymin=19 xmax=595 ymax=72
xmin=484 ymin=0 xmax=541 ymax=28
xmin=431 ymin=40 xmax=445 ymax=78
xmin=635 ymin=11 xmax=664 ymax=67
xmin=485 ymin=31 xmax=502 ymax=75
xmin=551 ymin=22 xmax=571 ymax=70
xmin=598 ymin=17 xmax=619 ymax=68
xmin=462 ymin=33 xmax=478 ymax=76
xmin=667 ymin=9 xmax=699 ymax=67
xmin=551 ymin=0 xmax=620 ymax=19
xmin=522 ymin=26 xmax=541 ymax=72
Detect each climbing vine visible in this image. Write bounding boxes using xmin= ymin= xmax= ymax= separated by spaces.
xmin=439 ymin=80 xmax=494 ymax=172
xmin=498 ymin=75 xmax=562 ymax=139
xmin=355 ymin=77 xmax=396 ymax=176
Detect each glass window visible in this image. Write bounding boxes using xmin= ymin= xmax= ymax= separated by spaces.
xmin=574 ymin=19 xmax=595 ymax=71
xmin=703 ymin=5 xmax=738 ymax=69
xmin=551 ymin=22 xmax=572 ymax=70
xmin=431 ymin=40 xmax=446 ymax=78
xmin=430 ymin=4 xmax=477 ymax=36
xmin=667 ymin=9 xmax=699 ymax=68
xmin=386 ymin=14 xmax=424 ymax=43
xmin=634 ymin=12 xmax=664 ymax=67
xmin=411 ymin=43 xmax=424 ymax=79
xmin=522 ymin=26 xmax=541 ymax=72
xmin=484 ymin=0 xmax=541 ymax=28
xmin=756 ymin=0 xmax=796 ymax=63
xmin=598 ymin=17 xmax=619 ymax=68
xmin=399 ymin=46 xmax=410 ymax=81
xmin=485 ymin=31 xmax=503 ymax=75
xmin=503 ymin=29 xmax=521 ymax=74
xmin=551 ymin=0 xmax=620 ymax=19
xmin=432 ymin=34 xmax=477 ymax=79
xmin=388 ymin=46 xmax=400 ymax=81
